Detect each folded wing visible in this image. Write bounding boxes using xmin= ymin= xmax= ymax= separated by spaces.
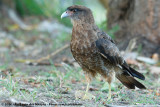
xmin=95 ymin=34 xmax=146 ymax=89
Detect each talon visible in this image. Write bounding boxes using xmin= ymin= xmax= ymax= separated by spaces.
xmin=75 ymin=90 xmax=95 ymax=100
xmin=82 ymin=93 xmax=95 ymax=100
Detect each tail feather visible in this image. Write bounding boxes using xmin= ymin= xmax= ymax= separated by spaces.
xmin=117 ymin=61 xmax=146 ymax=89
xmin=129 ymin=67 xmax=145 ymax=80
xmin=116 ymin=74 xmax=135 ymax=89
xmin=122 ymin=61 xmax=145 ymax=80
xmin=116 ymin=73 xmax=146 ymax=89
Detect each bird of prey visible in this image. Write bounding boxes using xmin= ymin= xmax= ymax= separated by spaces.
xmin=61 ymin=5 xmax=146 ymax=100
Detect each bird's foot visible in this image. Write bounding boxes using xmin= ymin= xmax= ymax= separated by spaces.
xmin=107 ymin=93 xmax=111 ymax=100
xmin=107 ymin=96 xmax=112 ymax=101
xmin=106 ymin=90 xmax=112 ymax=101
xmin=83 ymin=92 xmax=96 ymax=100
xmin=75 ymin=90 xmax=95 ymax=100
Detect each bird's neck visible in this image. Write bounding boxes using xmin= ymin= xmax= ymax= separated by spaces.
xmin=72 ymin=20 xmax=95 ymax=30
xmin=71 ymin=22 xmax=98 ymax=48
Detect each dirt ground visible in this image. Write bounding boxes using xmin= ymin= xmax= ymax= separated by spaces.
xmin=0 ymin=17 xmax=160 ymax=107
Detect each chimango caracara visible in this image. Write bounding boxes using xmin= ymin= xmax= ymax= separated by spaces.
xmin=61 ymin=5 xmax=146 ymax=100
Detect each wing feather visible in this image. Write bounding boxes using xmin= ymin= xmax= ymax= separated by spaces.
xmin=96 ymin=38 xmax=124 ymax=65
xmin=95 ymin=33 xmax=145 ymax=80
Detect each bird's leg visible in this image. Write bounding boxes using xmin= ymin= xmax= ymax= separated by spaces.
xmin=85 ymin=74 xmax=90 ymax=93
xmin=82 ymin=74 xmax=95 ymax=100
xmin=75 ymin=74 xmax=95 ymax=100
xmin=107 ymin=82 xmax=111 ymax=100
xmin=83 ymin=75 xmax=90 ymax=99
xmin=105 ymin=76 xmax=113 ymax=101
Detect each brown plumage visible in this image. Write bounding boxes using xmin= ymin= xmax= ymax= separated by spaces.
xmin=61 ymin=5 xmax=146 ymax=99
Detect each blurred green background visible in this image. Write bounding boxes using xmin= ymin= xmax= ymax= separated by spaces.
xmin=15 ymin=0 xmax=106 ymax=26
xmin=13 ymin=0 xmax=118 ymax=38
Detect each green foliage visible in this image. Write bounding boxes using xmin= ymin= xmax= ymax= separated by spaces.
xmin=15 ymin=0 xmax=44 ymax=16
xmin=15 ymin=0 xmax=72 ymax=26
xmin=98 ymin=20 xmax=120 ymax=39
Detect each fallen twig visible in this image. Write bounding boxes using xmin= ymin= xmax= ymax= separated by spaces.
xmin=36 ymin=44 xmax=69 ymax=62
xmin=15 ymin=44 xmax=70 ymax=66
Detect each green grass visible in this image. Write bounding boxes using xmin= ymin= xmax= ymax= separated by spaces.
xmin=0 ymin=61 xmax=160 ymax=105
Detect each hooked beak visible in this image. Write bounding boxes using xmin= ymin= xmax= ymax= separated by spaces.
xmin=61 ymin=11 xmax=72 ymax=19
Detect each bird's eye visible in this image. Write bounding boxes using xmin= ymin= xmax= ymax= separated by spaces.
xmin=73 ymin=9 xmax=78 ymax=12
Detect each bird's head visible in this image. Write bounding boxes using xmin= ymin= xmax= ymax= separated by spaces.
xmin=61 ymin=5 xmax=94 ymax=24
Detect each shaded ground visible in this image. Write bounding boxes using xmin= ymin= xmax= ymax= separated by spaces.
xmin=0 ymin=17 xmax=160 ymax=107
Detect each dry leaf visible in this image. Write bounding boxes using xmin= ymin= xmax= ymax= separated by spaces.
xmin=151 ymin=53 xmax=159 ymax=62
xmin=156 ymin=92 xmax=160 ymax=96
xmin=71 ymin=79 xmax=77 ymax=84
xmin=89 ymin=87 xmax=98 ymax=91
xmin=23 ymin=79 xmax=29 ymax=84
xmin=1 ymin=67 xmax=14 ymax=76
